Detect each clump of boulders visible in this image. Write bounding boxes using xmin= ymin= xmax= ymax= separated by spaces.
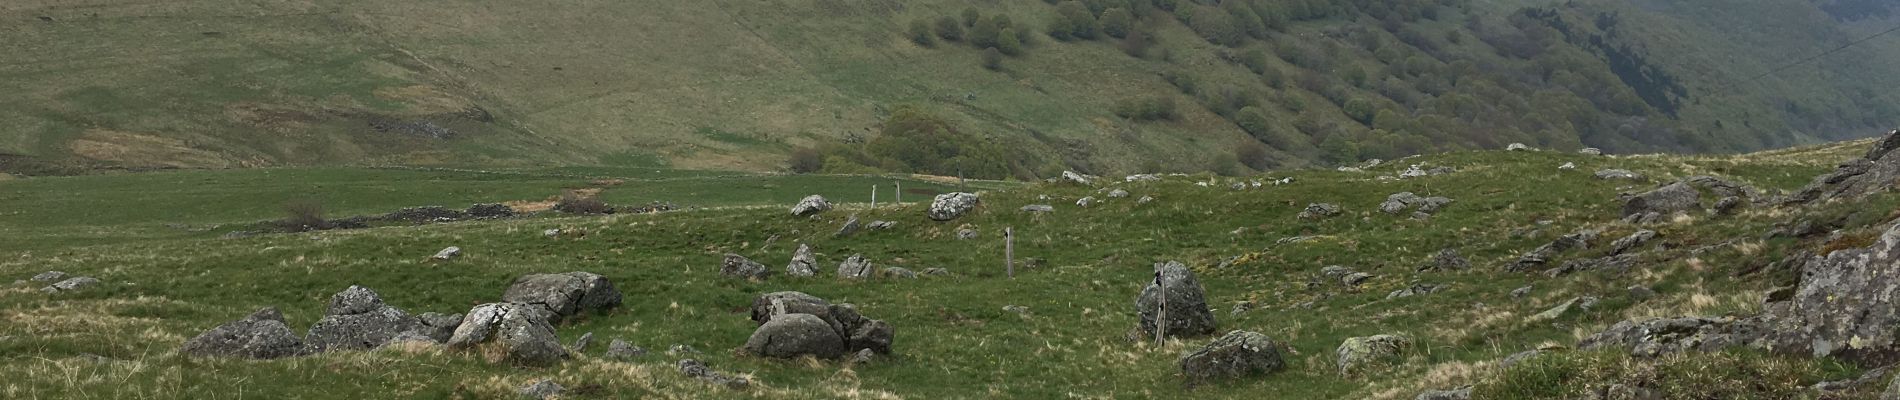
xmin=742 ymin=291 xmax=893 ymax=360
xmin=928 ymin=192 xmax=979 ymax=221
xmin=1379 ymin=192 xmax=1454 ymax=218
xmin=1137 ymin=261 xmax=1218 ymax=339
xmin=181 ymin=307 xmax=306 ymax=359
xmin=39 ymin=275 xmax=100 ymax=294
xmin=1298 ymin=203 xmax=1343 ymax=220
xmin=1336 ymin=334 xmax=1411 ymax=375
xmin=448 ymin=302 xmax=568 ymax=366
xmin=500 ymin=271 xmax=622 ymax=324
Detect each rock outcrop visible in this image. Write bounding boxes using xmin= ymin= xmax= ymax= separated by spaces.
xmin=721 ymin=254 xmax=771 ymax=280
xmin=446 ymin=302 xmax=568 ymax=366
xmin=791 ymin=195 xmax=832 ymax=216
xmin=928 ymin=192 xmax=980 ymax=221
xmin=1622 ymin=182 xmax=1701 ymax=217
xmin=1337 ymin=334 xmax=1411 ymax=375
xmin=1180 ymin=330 xmax=1285 ymax=385
xmin=1136 ymin=261 xmax=1217 ymax=338
xmin=837 ymin=255 xmax=874 ymax=279
xmin=1784 ymin=129 xmax=1900 ymax=205
xmin=786 ymin=244 xmax=817 ymax=277
xmin=743 ymin=313 xmax=847 ymax=359
xmin=500 ymin=272 xmax=622 ymax=324
xmin=305 ymin=286 xmax=427 ymax=352
xmin=181 ymin=307 xmax=306 ymax=359
xmin=743 ymin=291 xmax=894 ymax=359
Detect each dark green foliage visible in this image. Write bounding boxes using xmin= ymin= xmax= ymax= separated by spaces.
xmin=1234 ymin=139 xmax=1274 ymax=170
xmin=997 ymin=29 xmax=1024 ymax=56
xmin=908 ymin=20 xmax=935 ymax=47
xmin=1052 ymin=1 xmax=1100 ymax=40
xmin=982 ymin=47 xmax=1004 ymax=71
xmin=279 ymin=199 xmax=328 ymax=232
xmin=1118 ymin=29 xmax=1156 ymax=58
xmin=1317 ymin=133 xmax=1359 ymax=164
xmin=1343 ymin=98 xmax=1376 ymax=124
xmin=935 ymin=16 xmax=964 ymax=42
xmin=1188 ymin=7 xmax=1243 ymax=47
xmin=1100 ymin=8 xmax=1133 ymax=38
xmin=1113 ymin=96 xmax=1178 ymax=121
xmin=788 ymin=147 xmax=823 ymax=173
xmin=962 ymin=7 xmax=981 ymax=27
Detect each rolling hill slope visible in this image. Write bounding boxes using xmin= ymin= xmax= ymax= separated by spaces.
xmin=2 ymin=0 xmax=1897 ymax=176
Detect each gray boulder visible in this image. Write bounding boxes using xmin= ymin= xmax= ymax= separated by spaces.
xmin=1506 ymin=143 xmax=1532 ymax=151
xmin=750 ymin=291 xmax=833 ymax=325
xmin=1108 ymin=189 xmax=1130 ymax=198
xmin=786 ymin=244 xmax=817 ymax=277
xmin=1299 ymin=203 xmax=1343 ymax=219
xmin=1421 ymin=248 xmax=1470 ymax=272
xmin=1380 ymin=192 xmax=1422 ymax=214
xmin=605 ymin=339 xmax=646 ymax=361
xmin=1387 ymin=283 xmax=1444 ymax=299
xmin=1416 ymin=387 xmax=1472 ymax=400
xmin=1610 ymin=230 xmax=1658 ymax=256
xmin=1528 ymin=296 xmax=1598 ymax=322
xmin=431 ymin=246 xmax=461 ymax=260
xmin=1754 ymin=221 xmax=1900 ymax=363
xmin=415 ymin=312 xmax=463 ymax=343
xmin=1785 ymin=129 xmax=1900 ymax=204
xmin=927 ymin=192 xmax=980 ymax=221
xmin=446 ymin=302 xmax=568 ymax=366
xmin=1180 ymin=330 xmax=1285 ymax=385
xmin=1712 ymin=196 xmax=1745 ymax=216
xmin=572 ymin=332 xmax=594 ymax=352
xmin=743 ymin=313 xmax=847 ymax=359
xmin=40 ymin=276 xmax=100 ymax=293
xmin=1580 ymin=316 xmax=1757 ymax=358
xmin=1580 ymin=147 xmax=1603 ymax=156
xmin=1020 ymin=204 xmax=1055 ymax=213
xmin=679 ymin=359 xmax=749 ymax=389
xmin=791 ymin=195 xmax=832 ymax=216
xmin=1136 ymin=261 xmax=1218 ymax=338
xmin=1061 ymin=170 xmax=1094 ymax=185
xmin=721 ymin=254 xmax=771 ymax=280
xmin=1622 ymin=182 xmax=1701 ymax=217
xmin=181 ymin=307 xmax=305 ymax=359
xmin=304 ymin=286 xmax=424 ymax=352
xmin=834 ymin=215 xmax=862 ymax=237
xmin=500 ymin=272 xmax=622 ymax=324
xmin=1076 ymin=196 xmax=1096 ymax=207
xmin=882 ymin=267 xmax=918 ymax=279
xmin=1595 ymin=169 xmax=1643 ymax=180
xmin=866 ymin=220 xmax=896 ymax=230
xmin=1336 ymin=334 xmax=1411 ymax=375
xmin=31 ymin=271 xmax=66 ymax=282
xmin=518 ymin=379 xmax=563 ymax=400
xmin=838 ymin=254 xmax=874 ymax=279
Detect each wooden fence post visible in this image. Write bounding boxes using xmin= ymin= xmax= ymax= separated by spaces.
xmin=895 ymin=181 xmax=901 ymax=204
xmin=1004 ymin=227 xmax=1015 ymax=279
xmin=871 ymin=185 xmax=877 ymax=208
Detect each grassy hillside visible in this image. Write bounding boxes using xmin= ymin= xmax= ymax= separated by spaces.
xmin=1 ymin=0 xmax=1897 ymax=177
xmin=5 ymin=138 xmax=1900 ymax=398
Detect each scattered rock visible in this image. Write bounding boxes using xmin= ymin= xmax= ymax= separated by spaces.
xmin=678 ymin=359 xmax=749 ymax=389
xmin=785 ymin=244 xmax=818 ymax=277
xmin=1076 ymin=196 xmax=1095 ymax=207
xmin=1628 ymin=285 xmax=1657 ymax=300
xmin=1337 ymin=334 xmax=1411 ymax=375
xmin=1595 ymin=169 xmax=1643 ymax=180
xmin=791 ymin=195 xmax=832 ymax=216
xmin=1421 ymin=249 xmax=1470 ymax=272
xmin=1528 ymin=296 xmax=1598 ymax=322
xmin=465 ymin=203 xmax=515 ymax=219
xmin=721 ymin=254 xmax=771 ymax=280
xmin=848 ymin=348 xmax=878 ymax=365
xmin=749 ymin=291 xmax=832 ymax=325
xmin=1610 ymin=230 xmax=1658 ymax=256
xmin=1753 ymin=221 xmax=1900 ymax=363
xmin=1784 ymin=129 xmax=1900 ymax=204
xmin=1136 ymin=261 xmax=1218 ymax=338
xmin=1021 ymin=204 xmax=1055 ymax=213
xmin=182 ymin=307 xmax=306 ymax=359
xmin=432 ymin=246 xmax=462 ymax=260
xmin=882 ymin=267 xmax=918 ymax=279
xmin=1180 ymin=330 xmax=1286 ymax=385
xmin=500 ymin=272 xmax=622 ymax=324
xmin=1108 ymin=189 xmax=1130 ymax=198
xmin=1813 ymin=365 xmax=1890 ymax=393
xmin=305 ymin=286 xmax=429 ymax=352
xmin=835 ymin=215 xmax=862 ymax=237
xmin=667 ymin=344 xmax=701 ymax=357
xmin=1580 ymin=148 xmax=1603 ymax=156
xmin=956 ymin=226 xmax=979 ymax=240
xmin=542 ymin=229 xmax=562 ymax=238
xmin=837 ymin=255 xmax=874 ymax=279
xmin=1560 ymin=162 xmax=1577 ymax=170
xmin=1508 ymin=229 xmax=1600 ymax=272
xmin=1380 ymin=192 xmax=1422 ymax=214
xmin=1499 ymin=349 xmax=1546 ymax=369
xmin=1506 ymin=143 xmax=1533 ymax=151
xmin=1387 ymin=283 xmax=1444 ymax=299
xmin=1340 ymin=272 xmax=1374 ymax=287
xmin=605 ymin=339 xmax=645 ymax=361
xmin=1623 ymin=211 xmax=1665 ymax=225
xmin=1299 ymin=203 xmax=1343 ymax=220
xmin=1622 ymin=182 xmax=1701 ymax=218
xmin=415 ymin=312 xmax=463 ymax=343
xmin=1138 ymin=196 xmax=1155 ymax=205
xmin=1712 ymin=196 xmax=1744 ymax=216
xmin=1579 ymin=316 xmax=1756 ymax=357
xmin=1002 ymin=305 xmax=1029 ymax=314
xmin=572 ymin=332 xmax=594 ymax=353
xmin=39 ymin=276 xmax=100 ymax=293
xmin=922 ymin=267 xmax=949 ymax=276
xmin=446 ymin=302 xmax=568 ymax=366
xmin=743 ymin=313 xmax=847 ymax=359
xmin=1416 ymin=386 xmax=1472 ymax=400
xmin=1125 ymin=174 xmax=1161 ymax=182
xmin=518 ymin=379 xmax=563 ymax=400
xmin=1511 ymin=286 xmax=1533 ymax=299
xmin=30 ymin=271 xmax=66 ymax=282
xmin=1061 ymin=171 xmax=1095 ymax=185
xmin=867 ymin=220 xmax=896 ymax=230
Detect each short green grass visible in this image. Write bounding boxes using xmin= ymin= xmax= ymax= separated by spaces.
xmin=0 ymin=142 xmax=1887 ymax=398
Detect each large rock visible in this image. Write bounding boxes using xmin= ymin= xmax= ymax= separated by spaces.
xmin=1180 ymin=330 xmax=1285 ymax=385
xmin=1595 ymin=169 xmax=1644 ymax=180
xmin=1579 ymin=316 xmax=1759 ymax=358
xmin=1621 ymin=182 xmax=1701 ymax=217
xmin=500 ymin=272 xmax=622 ymax=324
xmin=39 ymin=276 xmax=100 ymax=293
xmin=1060 ymin=170 xmax=1095 ymax=185
xmin=743 ymin=313 xmax=847 ymax=359
xmin=181 ymin=307 xmax=305 ymax=359
xmin=834 ymin=215 xmax=862 ymax=237
xmin=446 ymin=302 xmax=568 ymax=366
xmin=679 ymin=359 xmax=750 ymax=389
xmin=786 ymin=244 xmax=817 ymax=277
xmin=1785 ymin=129 xmax=1900 ymax=204
xmin=742 ymin=292 xmax=894 ymax=358
xmin=927 ymin=192 xmax=980 ymax=221
xmin=721 ymin=254 xmax=771 ymax=280
xmin=1416 ymin=387 xmax=1472 ymax=400
xmin=1298 ymin=203 xmax=1343 ymax=220
xmin=1754 ymin=221 xmax=1900 ymax=364
xmin=749 ymin=291 xmax=832 ymax=325
xmin=1421 ymin=249 xmax=1470 ymax=272
xmin=1610 ymin=230 xmax=1657 ymax=256
xmin=1336 ymin=334 xmax=1411 ymax=375
xmin=837 ymin=254 xmax=874 ymax=279
xmin=304 ymin=286 xmax=423 ymax=352
xmin=1136 ymin=261 xmax=1218 ymax=338
xmin=791 ymin=195 xmax=832 ymax=216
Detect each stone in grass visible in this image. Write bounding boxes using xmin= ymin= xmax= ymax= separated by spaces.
xmin=40 ymin=276 xmax=100 ymax=293
xmin=1336 ymin=334 xmax=1411 ymax=375
xmin=181 ymin=307 xmax=306 ymax=359
xmin=1180 ymin=330 xmax=1286 ymax=385
xmin=679 ymin=359 xmax=749 ymax=389
xmin=605 ymin=339 xmax=646 ymax=361
xmin=518 ymin=379 xmax=563 ymax=400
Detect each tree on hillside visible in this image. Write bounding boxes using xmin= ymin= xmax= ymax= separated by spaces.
xmin=1057 ymin=1 xmax=1099 ymax=40
xmin=963 ymin=7 xmax=981 ymax=27
xmin=909 ymin=20 xmax=936 ymax=47
xmin=971 ymin=16 xmax=1002 ymax=48
xmin=997 ymin=28 xmax=1024 ymax=56
xmin=982 ymin=47 xmax=1004 ymax=71
xmin=1100 ymin=8 xmax=1133 ymax=39
xmin=1189 ymin=7 xmax=1243 ymax=47
xmin=1343 ymin=98 xmax=1375 ymax=124
xmin=935 ymin=16 xmax=965 ymax=42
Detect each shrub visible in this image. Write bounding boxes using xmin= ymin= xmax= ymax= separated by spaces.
xmin=1057 ymin=1 xmax=1099 ymax=39
xmin=788 ymin=147 xmax=824 ymax=173
xmin=935 ymin=16 xmax=964 ymax=42
xmin=982 ymin=47 xmax=1004 ymax=70
xmin=908 ymin=20 xmax=935 ymax=47
xmin=962 ymin=7 xmax=981 ymax=27
xmin=1189 ymin=7 xmax=1242 ymax=46
xmin=1118 ymin=29 xmax=1155 ymax=58
xmin=1343 ymin=98 xmax=1376 ymax=124
xmin=554 ymin=191 xmax=614 ymax=215
xmin=1235 ymin=140 xmax=1274 ymax=170
xmin=970 ymin=16 xmax=1002 ymax=47
xmin=997 ymin=28 xmax=1024 ymax=56
xmin=1100 ymin=8 xmax=1133 ymax=38
xmin=280 ymin=199 xmax=329 ymax=232
xmin=1114 ymin=96 xmax=1178 ymax=121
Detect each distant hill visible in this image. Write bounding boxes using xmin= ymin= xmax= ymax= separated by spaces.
xmin=2 ymin=0 xmax=1897 ymax=177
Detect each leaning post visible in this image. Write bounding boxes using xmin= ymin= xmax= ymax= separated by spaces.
xmin=1005 ymin=227 xmax=1015 ymax=279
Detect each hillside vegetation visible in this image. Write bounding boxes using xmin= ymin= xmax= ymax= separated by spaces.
xmin=2 ymin=0 xmax=1897 ymax=177
xmin=10 ymin=132 xmax=1900 ymax=398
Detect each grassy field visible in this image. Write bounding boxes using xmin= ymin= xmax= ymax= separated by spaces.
xmin=2 ymin=140 xmax=1893 ymax=398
